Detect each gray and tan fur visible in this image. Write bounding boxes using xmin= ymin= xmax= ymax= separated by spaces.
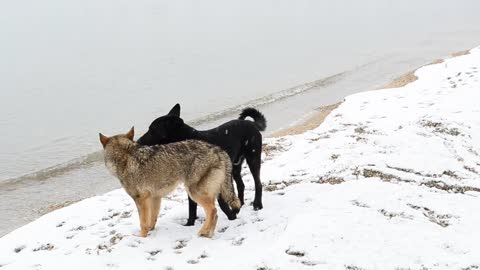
xmin=99 ymin=127 xmax=241 ymax=238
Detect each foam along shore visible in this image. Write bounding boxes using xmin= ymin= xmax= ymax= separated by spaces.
xmin=1 ymin=46 xmax=480 ymax=269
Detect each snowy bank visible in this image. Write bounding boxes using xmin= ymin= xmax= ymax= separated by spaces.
xmin=1 ymin=47 xmax=480 ymax=270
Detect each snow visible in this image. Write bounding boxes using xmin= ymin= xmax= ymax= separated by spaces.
xmin=1 ymin=47 xmax=480 ymax=269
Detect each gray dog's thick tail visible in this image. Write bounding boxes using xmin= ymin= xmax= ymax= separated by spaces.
xmin=220 ymin=158 xmax=241 ymax=213
xmin=239 ymin=107 xmax=267 ymax=132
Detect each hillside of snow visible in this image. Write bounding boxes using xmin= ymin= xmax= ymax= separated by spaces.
xmin=1 ymin=47 xmax=480 ymax=270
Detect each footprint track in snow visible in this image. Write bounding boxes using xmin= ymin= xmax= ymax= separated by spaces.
xmin=173 ymin=239 xmax=189 ymax=250
xmin=217 ymin=226 xmax=229 ymax=233
xmin=186 ymin=259 xmax=199 ymax=264
xmin=146 ymin=249 xmax=162 ymax=261
xmin=285 ymin=248 xmax=305 ymax=257
xmin=56 ymin=221 xmax=66 ymax=228
xmin=232 ymin=236 xmax=245 ymax=246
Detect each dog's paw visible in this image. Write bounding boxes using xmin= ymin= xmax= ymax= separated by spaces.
xmin=227 ymin=213 xmax=237 ymax=221
xmin=137 ymin=229 xmax=149 ymax=238
xmin=184 ymin=219 xmax=196 ymax=226
xmin=198 ymin=229 xmax=214 ymax=238
xmin=253 ymin=201 xmax=263 ymax=211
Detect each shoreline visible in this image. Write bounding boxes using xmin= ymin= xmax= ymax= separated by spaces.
xmin=270 ymin=103 xmax=341 ymax=137
xmin=0 ymin=47 xmax=475 ymax=238
xmin=3 ymin=45 xmax=479 ymax=268
xmin=270 ymin=49 xmax=472 ymax=137
xmin=42 ymin=48 xmax=472 ymax=212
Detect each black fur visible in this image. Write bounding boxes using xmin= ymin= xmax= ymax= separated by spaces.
xmin=137 ymin=104 xmax=266 ymax=225
xmin=238 ymin=107 xmax=267 ymax=132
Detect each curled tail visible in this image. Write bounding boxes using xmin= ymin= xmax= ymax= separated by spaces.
xmin=220 ymin=156 xmax=241 ymax=213
xmin=239 ymin=107 xmax=267 ymax=132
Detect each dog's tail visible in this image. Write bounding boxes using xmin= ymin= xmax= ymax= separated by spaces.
xmin=238 ymin=107 xmax=267 ymax=132
xmin=220 ymin=157 xmax=241 ymax=214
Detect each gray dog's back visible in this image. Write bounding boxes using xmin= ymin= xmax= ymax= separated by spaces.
xmin=104 ymin=138 xmax=238 ymax=207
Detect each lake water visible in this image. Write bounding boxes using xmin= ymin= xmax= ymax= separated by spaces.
xmin=1 ymin=0 xmax=480 ymax=235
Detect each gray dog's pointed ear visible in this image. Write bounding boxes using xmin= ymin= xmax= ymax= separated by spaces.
xmin=126 ymin=126 xmax=135 ymax=141
xmin=168 ymin=103 xmax=181 ymax=117
xmin=99 ymin=133 xmax=109 ymax=148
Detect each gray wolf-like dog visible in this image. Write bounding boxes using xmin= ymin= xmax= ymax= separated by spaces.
xmin=99 ymin=127 xmax=241 ymax=238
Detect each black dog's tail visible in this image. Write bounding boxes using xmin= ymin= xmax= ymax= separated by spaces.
xmin=238 ymin=108 xmax=267 ymax=132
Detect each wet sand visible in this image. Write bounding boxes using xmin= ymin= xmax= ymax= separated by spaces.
xmin=271 ymin=103 xmax=341 ymax=137
xmin=382 ymin=50 xmax=470 ymax=89
xmin=271 ymin=49 xmax=472 ymax=137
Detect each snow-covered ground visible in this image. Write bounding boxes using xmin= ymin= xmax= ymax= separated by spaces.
xmin=1 ymin=47 xmax=480 ymax=269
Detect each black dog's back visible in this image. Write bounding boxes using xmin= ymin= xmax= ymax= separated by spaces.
xmin=200 ymin=119 xmax=263 ymax=163
xmin=138 ymin=105 xmax=265 ymax=164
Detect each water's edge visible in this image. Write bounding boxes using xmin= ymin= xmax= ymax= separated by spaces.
xmin=1 ymin=46 xmax=478 ymax=237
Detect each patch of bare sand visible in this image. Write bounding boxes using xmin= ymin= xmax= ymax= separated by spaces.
xmin=451 ymin=50 xmax=470 ymax=57
xmin=383 ymin=71 xmax=418 ymax=89
xmin=270 ymin=49 xmax=472 ymax=138
xmin=38 ymin=200 xmax=79 ymax=215
xmin=383 ymin=49 xmax=471 ymax=89
xmin=271 ymin=103 xmax=341 ymax=137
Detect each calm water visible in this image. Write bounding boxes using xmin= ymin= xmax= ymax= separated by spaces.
xmin=0 ymin=0 xmax=480 ymax=235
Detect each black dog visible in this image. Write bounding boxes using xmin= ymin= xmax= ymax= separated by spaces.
xmin=137 ymin=104 xmax=266 ymax=225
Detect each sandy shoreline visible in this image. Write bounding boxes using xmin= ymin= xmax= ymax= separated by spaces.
xmin=38 ymin=49 xmax=473 ymax=217
xmin=32 ymin=49 xmax=476 ymax=216
xmin=271 ymin=103 xmax=341 ymax=137
xmin=271 ymin=49 xmax=472 ymax=137
xmin=4 ymin=46 xmax=480 ymax=268
xmin=0 ymin=48 xmax=475 ymax=238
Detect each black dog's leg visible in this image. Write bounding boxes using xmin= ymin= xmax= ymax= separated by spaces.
xmin=246 ymin=154 xmax=263 ymax=210
xmin=232 ymin=164 xmax=245 ymax=205
xmin=218 ymin=196 xmax=237 ymax=220
xmin=185 ymin=196 xmax=198 ymax=226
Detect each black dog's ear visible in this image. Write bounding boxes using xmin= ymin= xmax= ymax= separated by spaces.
xmin=171 ymin=117 xmax=184 ymax=127
xmin=168 ymin=104 xmax=181 ymax=117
